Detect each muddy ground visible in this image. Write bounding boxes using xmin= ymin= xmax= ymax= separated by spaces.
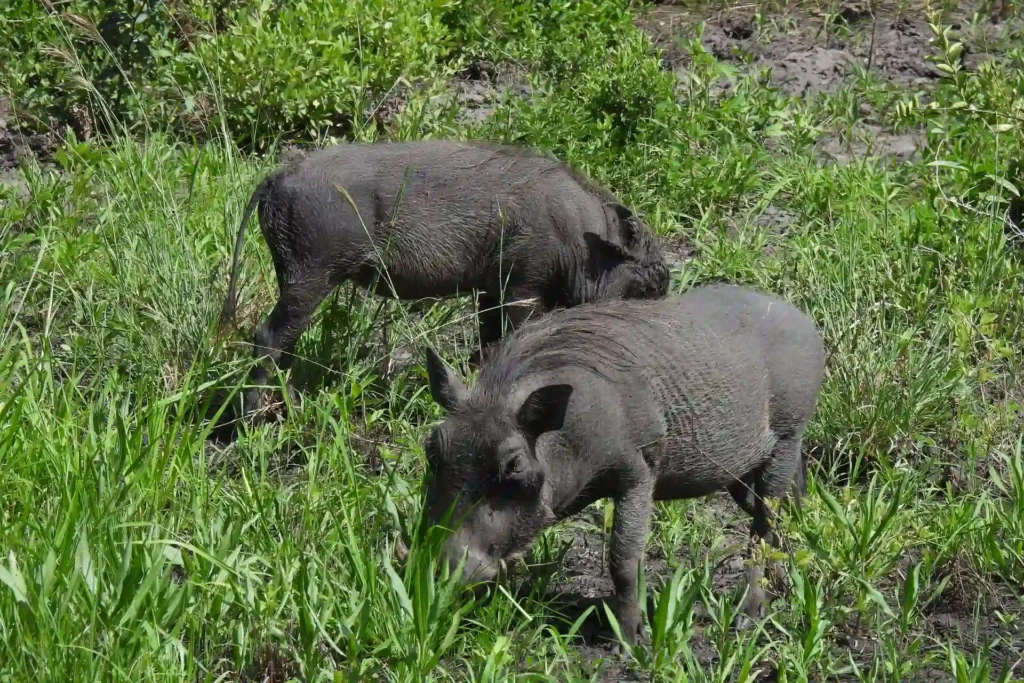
xmin=639 ymin=0 xmax=1018 ymax=97
xmin=0 ymin=98 xmax=46 ymax=200
xmin=638 ymin=0 xmax=1020 ymax=172
xmin=527 ymin=495 xmax=749 ymax=681
xmin=533 ymin=493 xmax=1024 ymax=682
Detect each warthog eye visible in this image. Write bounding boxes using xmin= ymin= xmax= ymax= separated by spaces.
xmin=493 ymin=444 xmax=544 ymax=499
xmin=502 ymin=453 xmax=525 ymax=480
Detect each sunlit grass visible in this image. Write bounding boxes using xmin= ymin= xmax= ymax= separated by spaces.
xmin=1 ymin=0 xmax=1023 ymax=680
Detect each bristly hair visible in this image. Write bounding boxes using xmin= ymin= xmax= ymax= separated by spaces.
xmin=464 ymin=140 xmax=623 ymax=206
xmin=474 ymin=300 xmax=661 ymax=397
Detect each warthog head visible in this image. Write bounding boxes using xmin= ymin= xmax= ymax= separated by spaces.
xmin=420 ymin=348 xmax=572 ymax=586
xmin=585 ymin=204 xmax=670 ymax=303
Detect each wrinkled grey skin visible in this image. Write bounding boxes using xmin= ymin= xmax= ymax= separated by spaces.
xmin=219 ymin=140 xmax=669 ymax=416
xmin=422 ymin=284 xmax=824 ymax=645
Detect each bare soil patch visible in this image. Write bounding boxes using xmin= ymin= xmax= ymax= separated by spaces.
xmin=816 ymin=122 xmax=926 ymax=165
xmin=638 ymin=1 xmax=1021 ymax=98
xmin=450 ymin=60 xmax=535 ymax=126
xmin=362 ymin=60 xmax=535 ymax=133
xmin=1 ymin=97 xmax=62 ymax=203
xmin=662 ymin=231 xmax=698 ymax=271
xmin=0 ymin=98 xmax=59 ymax=169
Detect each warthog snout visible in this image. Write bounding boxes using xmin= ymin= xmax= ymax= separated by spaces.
xmin=442 ymin=533 xmax=504 ymax=587
xmin=392 ymin=533 xmax=504 ymax=588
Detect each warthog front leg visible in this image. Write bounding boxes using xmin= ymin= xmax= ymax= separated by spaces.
xmin=608 ymin=472 xmax=654 ymax=650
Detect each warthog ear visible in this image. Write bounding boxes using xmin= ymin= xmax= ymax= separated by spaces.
xmin=608 ymin=202 xmax=641 ymax=248
xmin=425 ymin=348 xmax=468 ymax=412
xmin=516 ymin=384 xmax=573 ymax=443
xmin=583 ymin=232 xmax=629 ymax=278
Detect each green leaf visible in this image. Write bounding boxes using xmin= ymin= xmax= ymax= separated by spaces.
xmin=118 ymin=554 xmax=165 ymax=628
xmin=436 ymin=605 xmax=466 ymax=662
xmin=0 ymin=552 xmax=28 ymax=604
xmin=818 ymin=486 xmax=855 ymax=540
xmin=162 ymin=545 xmax=184 ymax=566
xmin=41 ymin=549 xmax=57 ymax=597
xmin=927 ymin=160 xmax=968 ymax=171
xmin=856 ymin=577 xmax=895 ymax=620
xmin=75 ymin=532 xmax=97 ymax=595
xmin=566 ymin=604 xmax=596 ymax=639
xmin=383 ymin=551 xmax=413 ymax=619
xmin=986 ymin=174 xmax=1020 ymax=197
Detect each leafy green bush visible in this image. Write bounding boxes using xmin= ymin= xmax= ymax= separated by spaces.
xmin=2 ymin=0 xmax=458 ymax=144
xmin=1 ymin=0 xmax=650 ymax=148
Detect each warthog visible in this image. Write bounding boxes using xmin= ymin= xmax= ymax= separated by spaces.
xmin=420 ymin=284 xmax=824 ymax=645
xmin=219 ymin=140 xmax=669 ymax=416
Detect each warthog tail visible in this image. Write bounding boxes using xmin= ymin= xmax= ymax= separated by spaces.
xmin=218 ymin=178 xmax=267 ymax=331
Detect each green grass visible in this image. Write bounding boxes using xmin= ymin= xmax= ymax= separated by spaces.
xmin=2 ymin=1 xmax=1024 ymax=681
